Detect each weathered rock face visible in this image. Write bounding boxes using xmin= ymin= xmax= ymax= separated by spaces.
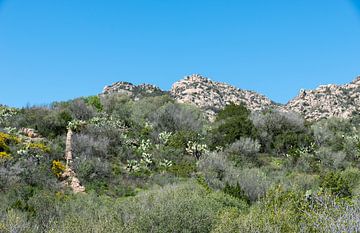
xmin=285 ymin=76 xmax=360 ymax=121
xmin=102 ymin=81 xmax=166 ymax=100
xmin=61 ymin=129 xmax=85 ymax=193
xmin=21 ymin=128 xmax=40 ymax=139
xmin=170 ymin=74 xmax=278 ymax=118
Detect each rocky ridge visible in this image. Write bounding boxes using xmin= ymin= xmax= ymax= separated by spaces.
xmin=102 ymin=74 xmax=360 ymax=121
xmin=285 ymin=76 xmax=360 ymax=121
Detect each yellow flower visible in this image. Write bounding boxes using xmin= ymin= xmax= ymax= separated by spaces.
xmin=0 ymin=151 xmax=11 ymax=159
xmin=27 ymin=142 xmax=50 ymax=153
xmin=0 ymin=132 xmax=20 ymax=152
xmin=51 ymin=160 xmax=66 ymax=178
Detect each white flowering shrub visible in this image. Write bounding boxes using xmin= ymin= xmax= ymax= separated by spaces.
xmin=159 ymin=159 xmax=173 ymax=170
xmin=67 ymin=119 xmax=87 ymax=131
xmin=0 ymin=106 xmax=18 ymax=126
xmin=125 ymin=153 xmax=154 ymax=173
xmin=126 ymin=160 xmax=141 ymax=172
xmin=140 ymin=153 xmax=153 ymax=168
xmin=137 ymin=139 xmax=152 ymax=154
xmin=186 ymin=141 xmax=209 ymax=159
xmin=158 ymin=131 xmax=172 ymax=145
xmin=285 ymin=142 xmax=316 ymax=158
xmin=144 ymin=121 xmax=153 ymax=131
xmin=67 ymin=114 xmax=128 ymax=133
xmin=89 ymin=114 xmax=127 ymax=130
xmin=16 ymin=149 xmax=28 ymax=156
xmin=125 ymin=139 xmax=155 ymax=173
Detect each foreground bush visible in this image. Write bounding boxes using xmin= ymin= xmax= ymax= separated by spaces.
xmin=118 ymin=181 xmax=227 ymax=233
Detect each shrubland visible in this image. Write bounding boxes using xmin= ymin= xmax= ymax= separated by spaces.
xmin=0 ymin=96 xmax=359 ymax=232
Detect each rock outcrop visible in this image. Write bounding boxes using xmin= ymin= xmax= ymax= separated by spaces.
xmin=170 ymin=74 xmax=278 ymax=119
xmin=61 ymin=129 xmax=85 ymax=193
xmin=102 ymin=81 xmax=166 ymax=100
xmin=21 ymin=128 xmax=40 ymax=139
xmin=285 ymin=76 xmax=360 ymax=121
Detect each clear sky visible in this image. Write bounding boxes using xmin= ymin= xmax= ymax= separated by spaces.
xmin=1 ymin=0 xmax=360 ymax=107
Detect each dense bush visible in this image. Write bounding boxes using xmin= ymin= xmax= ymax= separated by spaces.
xmin=320 ymin=171 xmax=352 ymax=198
xmin=10 ymin=107 xmax=72 ymax=138
xmin=150 ymin=102 xmax=205 ymax=133
xmin=312 ymin=118 xmax=357 ymax=151
xmin=84 ymin=95 xmax=103 ymax=112
xmin=209 ymin=103 xmax=257 ymax=148
xmin=236 ymin=168 xmax=271 ymax=202
xmin=118 ymin=182 xmax=225 ymax=233
xmin=197 ymin=152 xmax=233 ymax=189
xmin=251 ymin=109 xmax=312 ymax=154
xmin=198 ymin=152 xmax=271 ymax=202
xmin=212 ymin=186 xmax=305 ymax=232
xmin=225 ymin=137 xmax=261 ymax=165
xmin=130 ymin=95 xmax=172 ymax=124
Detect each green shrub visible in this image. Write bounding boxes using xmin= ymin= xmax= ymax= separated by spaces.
xmin=237 ymin=168 xmax=271 ymax=202
xmin=225 ymin=137 xmax=260 ymax=165
xmin=150 ymin=102 xmax=205 ymax=133
xmin=84 ymin=95 xmax=103 ymax=112
xmin=213 ymin=186 xmax=304 ymax=233
xmin=168 ymin=159 xmax=196 ymax=177
xmin=166 ymin=130 xmax=200 ymax=150
xmin=0 ymin=209 xmax=32 ymax=233
xmin=223 ymin=182 xmax=250 ymax=204
xmin=210 ymin=103 xmax=256 ymax=148
xmin=211 ymin=207 xmax=243 ymax=233
xmin=251 ymin=109 xmax=310 ymax=153
xmin=118 ymin=181 xmax=224 ymax=233
xmin=320 ymin=171 xmax=351 ymax=198
xmin=312 ymin=118 xmax=354 ymax=151
xmin=198 ymin=152 xmax=233 ymax=189
xmin=48 ymin=192 xmax=124 ymax=233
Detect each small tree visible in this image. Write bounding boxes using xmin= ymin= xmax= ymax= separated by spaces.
xmin=210 ymin=103 xmax=256 ymax=148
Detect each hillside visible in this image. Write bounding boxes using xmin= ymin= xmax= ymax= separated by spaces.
xmin=1 ymin=76 xmax=360 ymax=232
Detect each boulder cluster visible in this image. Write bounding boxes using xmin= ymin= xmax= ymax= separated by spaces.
xmin=286 ymin=76 xmax=360 ymax=121
xmin=169 ymin=74 xmax=277 ymax=119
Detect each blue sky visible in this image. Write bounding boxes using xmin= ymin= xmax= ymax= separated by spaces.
xmin=1 ymin=0 xmax=360 ymax=107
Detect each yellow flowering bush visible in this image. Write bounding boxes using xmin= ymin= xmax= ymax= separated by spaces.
xmin=0 ymin=132 xmax=19 ymax=153
xmin=26 ymin=142 xmax=50 ymax=153
xmin=0 ymin=132 xmax=13 ymax=151
xmin=0 ymin=151 xmax=11 ymax=159
xmin=51 ymin=160 xmax=66 ymax=178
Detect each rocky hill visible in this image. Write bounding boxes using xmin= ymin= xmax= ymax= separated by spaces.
xmin=102 ymin=81 xmax=166 ymax=100
xmin=169 ymin=74 xmax=278 ymax=118
xmin=102 ymin=74 xmax=279 ymax=119
xmin=102 ymin=74 xmax=360 ymax=121
xmin=285 ymin=76 xmax=360 ymax=121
